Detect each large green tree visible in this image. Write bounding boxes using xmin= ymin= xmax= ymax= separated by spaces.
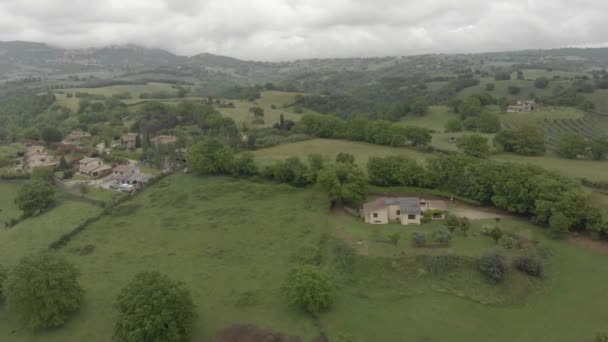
xmin=456 ymin=134 xmax=491 ymax=158
xmin=187 ymin=139 xmax=234 ymax=175
xmin=114 ymin=271 xmax=196 ymax=342
xmin=318 ymin=161 xmax=368 ymax=206
xmin=283 ymin=265 xmax=334 ymax=315
xmin=555 ymin=134 xmax=586 ymax=159
xmin=4 ymin=253 xmax=83 ymax=330
xmin=14 ymin=180 xmax=56 ymax=217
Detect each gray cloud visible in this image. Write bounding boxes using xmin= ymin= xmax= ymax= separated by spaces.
xmin=0 ymin=0 xmax=606 ymax=60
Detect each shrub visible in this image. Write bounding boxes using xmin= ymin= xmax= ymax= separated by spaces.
xmin=445 ymin=214 xmax=460 ymax=233
xmin=0 ymin=265 xmax=6 ymax=300
xmin=478 ymin=251 xmax=508 ymax=282
xmin=411 ymin=232 xmax=427 ymax=247
xmin=459 ymin=217 xmax=471 ymax=236
xmin=498 ymin=235 xmax=518 ymax=249
xmin=388 ymin=232 xmax=401 ymax=246
xmin=433 ymin=230 xmax=453 ymax=246
xmin=489 ymin=226 xmax=503 ymax=243
xmin=514 ymin=255 xmax=543 ymax=277
xmin=417 ymin=254 xmax=460 ymax=275
xmin=283 ymin=265 xmax=334 ymax=315
xmin=333 ymin=241 xmax=356 ymax=273
xmin=114 ymin=271 xmax=196 ymax=342
xmin=4 ymin=252 xmax=83 ymax=329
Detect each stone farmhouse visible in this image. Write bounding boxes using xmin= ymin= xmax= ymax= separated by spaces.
xmin=23 ymin=145 xmax=57 ymax=169
xmin=63 ymin=130 xmax=91 ymax=145
xmin=112 ymin=164 xmax=154 ymax=189
xmin=78 ymin=157 xmax=111 ymax=177
xmin=120 ymin=133 xmax=139 ymax=149
xmin=507 ymin=100 xmax=536 ymax=113
xmin=363 ymin=197 xmax=447 ymax=226
xmin=151 ymin=135 xmax=177 ymax=145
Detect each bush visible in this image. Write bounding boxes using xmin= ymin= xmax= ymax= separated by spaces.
xmin=114 ymin=271 xmax=196 ymax=342
xmin=489 ymin=226 xmax=503 ymax=243
xmin=411 ymin=232 xmax=427 ymax=247
xmin=388 ymin=232 xmax=401 ymax=246
xmin=282 ymin=265 xmax=334 ymax=315
xmin=4 ymin=252 xmax=83 ymax=329
xmin=498 ymin=235 xmax=518 ymax=249
xmin=433 ymin=230 xmax=453 ymax=246
xmin=0 ymin=265 xmax=6 ymax=300
xmin=478 ymin=251 xmax=508 ymax=282
xmin=514 ymin=255 xmax=543 ymax=277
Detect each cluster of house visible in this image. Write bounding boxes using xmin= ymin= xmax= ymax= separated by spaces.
xmin=21 ymin=144 xmax=58 ymax=170
xmin=362 ymin=197 xmax=447 ymax=225
xmin=507 ymin=100 xmax=536 ymax=113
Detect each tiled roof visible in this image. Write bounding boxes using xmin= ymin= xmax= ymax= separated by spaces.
xmin=363 ymin=197 xmax=422 ymax=214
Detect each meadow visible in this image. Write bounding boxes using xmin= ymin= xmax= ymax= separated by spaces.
xmin=1 ymin=175 xmax=608 ymax=341
xmin=215 ymin=91 xmax=318 ymax=127
xmin=254 ymin=138 xmax=608 ymax=182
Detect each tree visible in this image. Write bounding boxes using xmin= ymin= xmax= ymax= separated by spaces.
xmin=411 ymin=232 xmax=427 ymax=247
xmin=476 ymin=112 xmax=501 ymax=133
xmin=409 ymin=96 xmax=430 ymax=115
xmin=534 ymin=77 xmax=549 ymax=89
xmin=335 ymin=152 xmax=355 ymax=164
xmin=39 ymin=126 xmax=63 ymax=143
xmin=249 ymin=106 xmax=265 ymax=118
xmin=4 ymin=252 xmax=83 ymax=330
xmin=508 ymin=85 xmax=521 ymax=95
xmin=456 ymin=134 xmax=490 ymax=158
xmin=114 ymin=271 xmax=195 ymax=342
xmin=388 ymin=232 xmax=401 ymax=247
xmin=478 ymin=251 xmax=507 ymax=282
xmin=589 ymin=138 xmax=608 ymax=160
xmin=494 ymin=126 xmax=545 ymax=156
xmin=459 ymin=96 xmax=482 ymax=117
xmin=15 ymin=180 xmax=56 ymax=217
xmin=283 ymin=265 xmax=334 ymax=315
xmin=549 ymin=212 xmax=570 ymax=238
xmin=459 ymin=217 xmax=471 ymax=236
xmin=489 ymin=226 xmax=503 ymax=243
xmin=433 ymin=230 xmax=453 ymax=246
xmin=555 ymin=134 xmax=586 ymax=159
xmin=318 ymin=162 xmax=368 ymax=206
xmin=444 ymin=118 xmax=463 ymax=132
xmin=187 ymin=139 xmax=234 ymax=175
xmin=230 ymin=151 xmax=258 ymax=177
xmin=514 ymin=255 xmax=543 ymax=277
xmin=58 ymin=155 xmax=68 ymax=170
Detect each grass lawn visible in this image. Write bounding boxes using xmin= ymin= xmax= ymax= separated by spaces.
xmin=0 ymin=182 xmax=102 ymax=266
xmin=493 ymin=153 xmax=608 ymax=182
xmin=253 ymin=139 xmax=429 ymax=166
xmin=0 ymin=175 xmax=331 ymax=341
xmin=1 ymin=176 xmax=608 ymax=341
xmin=216 ymin=91 xmax=316 ymax=127
xmin=55 ymin=82 xmax=183 ymax=111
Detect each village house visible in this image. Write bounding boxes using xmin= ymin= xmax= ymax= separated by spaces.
xmin=120 ymin=133 xmax=139 ymax=149
xmin=78 ymin=157 xmax=111 ymax=177
xmin=112 ymin=164 xmax=140 ymax=179
xmin=507 ymin=100 xmax=536 ymax=113
xmin=117 ymin=173 xmax=155 ymax=189
xmin=63 ymin=130 xmax=91 ymax=145
xmin=362 ymin=197 xmax=447 ymax=226
xmin=151 ymin=135 xmax=177 ymax=145
xmin=22 ymin=145 xmax=58 ymax=169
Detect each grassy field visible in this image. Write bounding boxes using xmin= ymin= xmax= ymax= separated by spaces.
xmin=493 ymin=153 xmax=608 ymax=182
xmin=55 ymin=82 xmax=185 ymax=111
xmin=216 ymin=91 xmax=317 ymax=127
xmin=253 ymin=139 xmax=429 ymax=166
xmin=0 ymin=182 xmax=102 ymax=265
xmin=1 ymin=176 xmax=608 ymax=341
xmin=0 ymin=176 xmax=332 ymax=341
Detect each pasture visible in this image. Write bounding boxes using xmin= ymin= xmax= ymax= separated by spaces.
xmin=215 ymin=91 xmax=317 ymax=127
xmin=2 ymin=176 xmax=608 ymax=341
xmin=253 ymin=138 xmax=429 ymax=166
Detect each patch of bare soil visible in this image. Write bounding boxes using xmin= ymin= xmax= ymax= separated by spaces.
xmin=568 ymin=235 xmax=608 ymax=254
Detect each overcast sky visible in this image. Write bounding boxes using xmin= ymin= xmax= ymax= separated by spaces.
xmin=0 ymin=0 xmax=607 ymax=61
